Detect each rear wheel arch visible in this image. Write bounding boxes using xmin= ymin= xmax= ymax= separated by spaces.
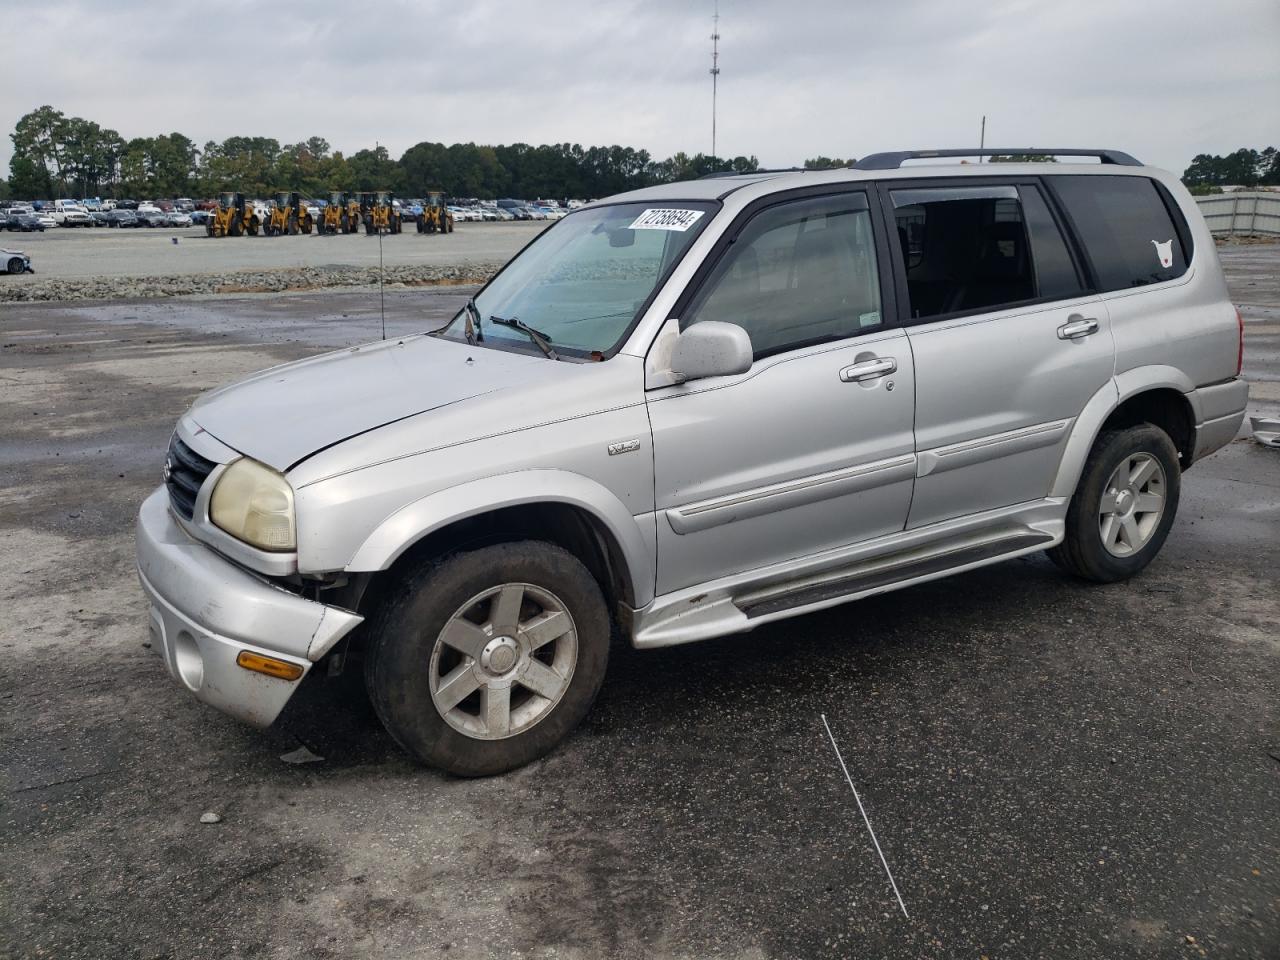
xmin=1053 ymin=376 xmax=1197 ymax=497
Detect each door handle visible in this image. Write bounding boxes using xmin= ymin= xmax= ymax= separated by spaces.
xmin=839 ymin=356 xmax=897 ymax=382
xmin=1057 ymin=315 xmax=1099 ymax=340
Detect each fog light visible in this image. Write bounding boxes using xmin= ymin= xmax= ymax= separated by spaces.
xmin=236 ymin=651 xmax=304 ymax=682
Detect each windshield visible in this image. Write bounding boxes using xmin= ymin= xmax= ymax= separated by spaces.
xmin=436 ymin=200 xmax=717 ymax=357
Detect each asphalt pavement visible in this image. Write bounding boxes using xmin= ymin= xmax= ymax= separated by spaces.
xmin=1 ymin=243 xmax=1277 ymax=959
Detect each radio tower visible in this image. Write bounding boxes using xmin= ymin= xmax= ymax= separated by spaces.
xmin=710 ymin=0 xmax=721 ymax=159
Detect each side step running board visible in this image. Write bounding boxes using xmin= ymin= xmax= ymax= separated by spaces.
xmin=737 ymin=532 xmax=1054 ymax=620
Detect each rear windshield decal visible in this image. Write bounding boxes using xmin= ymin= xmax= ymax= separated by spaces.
xmin=629 ymin=208 xmax=705 ymax=232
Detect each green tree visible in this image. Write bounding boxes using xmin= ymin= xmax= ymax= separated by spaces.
xmin=8 ymin=154 xmax=53 ymax=198
xmin=804 ymin=156 xmax=850 ymax=170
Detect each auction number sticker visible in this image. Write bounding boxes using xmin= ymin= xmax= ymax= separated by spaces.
xmin=628 ymin=208 xmax=705 ymax=232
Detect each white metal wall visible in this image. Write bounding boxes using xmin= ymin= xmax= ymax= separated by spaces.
xmin=1194 ymin=192 xmax=1280 ymax=236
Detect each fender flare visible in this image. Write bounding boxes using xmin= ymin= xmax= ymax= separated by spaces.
xmin=1050 ymin=367 xmax=1198 ymax=498
xmin=344 ymin=469 xmax=655 ymax=607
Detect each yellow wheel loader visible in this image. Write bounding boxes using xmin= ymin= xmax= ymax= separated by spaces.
xmin=361 ymin=191 xmax=402 ymax=235
xmin=416 ymin=191 xmax=454 ymax=235
xmin=264 ymin=192 xmax=314 ymax=236
xmin=205 ymin=192 xmax=261 ymax=238
xmin=320 ymin=191 xmax=361 ymax=235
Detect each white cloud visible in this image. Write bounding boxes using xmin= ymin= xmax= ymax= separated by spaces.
xmin=5 ymin=0 xmax=1278 ymax=177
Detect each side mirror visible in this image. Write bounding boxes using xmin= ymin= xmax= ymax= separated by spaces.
xmin=669 ymin=321 xmax=753 ymax=383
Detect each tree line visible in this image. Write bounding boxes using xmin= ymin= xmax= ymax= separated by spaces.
xmin=3 ymin=105 xmax=762 ymax=201
xmin=6 ymin=106 xmax=1276 ymax=201
xmin=1181 ymin=147 xmax=1280 ymax=191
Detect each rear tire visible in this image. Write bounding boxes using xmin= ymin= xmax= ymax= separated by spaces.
xmin=7 ymin=257 xmax=24 ymax=275
xmin=364 ymin=542 xmax=610 ymax=776
xmin=1048 ymin=424 xmax=1181 ymax=583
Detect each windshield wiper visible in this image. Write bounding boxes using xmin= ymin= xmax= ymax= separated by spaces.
xmin=463 ymin=298 xmax=483 ymax=344
xmin=490 ymin=315 xmax=558 ymax=359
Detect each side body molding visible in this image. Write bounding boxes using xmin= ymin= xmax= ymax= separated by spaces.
xmin=344 ymin=470 xmax=656 ymax=607
xmin=1050 ymin=366 xmax=1198 ymax=499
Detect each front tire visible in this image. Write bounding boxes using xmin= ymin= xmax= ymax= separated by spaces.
xmin=1048 ymin=424 xmax=1181 ymax=583
xmin=364 ymin=542 xmax=610 ymax=776
xmin=7 ymin=257 xmax=25 ymax=275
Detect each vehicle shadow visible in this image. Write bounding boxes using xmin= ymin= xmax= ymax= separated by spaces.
xmin=274 ymin=551 xmax=1076 ymax=771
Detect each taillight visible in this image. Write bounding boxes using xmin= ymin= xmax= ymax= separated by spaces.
xmin=1236 ymin=306 xmax=1244 ymax=377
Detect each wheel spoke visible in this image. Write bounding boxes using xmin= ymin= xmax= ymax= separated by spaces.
xmin=1101 ymin=514 xmax=1119 ymax=548
xmin=489 ymin=584 xmax=524 ymax=634
xmin=1100 ymin=490 xmax=1121 ymax=514
xmin=434 ymin=662 xmax=481 ymax=712
xmin=482 ymin=684 xmax=511 ymax=736
xmin=522 ymin=610 xmax=570 ymax=650
xmin=1135 ymin=492 xmax=1163 ymax=514
xmin=1129 ymin=457 xmax=1158 ymax=489
xmin=1120 ymin=515 xmax=1141 ymax=549
xmin=519 ymin=659 xmax=565 ymax=700
xmin=439 ymin=618 xmax=489 ymax=660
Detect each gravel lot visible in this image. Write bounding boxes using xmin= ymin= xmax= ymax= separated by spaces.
xmin=1 ymin=244 xmax=1277 ymax=959
xmin=0 ymin=221 xmax=545 ymax=301
xmin=2 ymin=220 xmax=544 ymax=278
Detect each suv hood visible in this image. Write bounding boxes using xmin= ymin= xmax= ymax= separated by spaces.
xmin=190 ymin=334 xmax=552 ymax=471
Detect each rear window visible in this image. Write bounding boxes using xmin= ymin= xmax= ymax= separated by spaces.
xmin=1050 ymin=175 xmax=1188 ymax=292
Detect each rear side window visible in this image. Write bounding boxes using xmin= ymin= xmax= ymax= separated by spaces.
xmin=891 ymin=184 xmax=1085 ymax=320
xmin=1050 ymin=175 xmax=1188 ymax=292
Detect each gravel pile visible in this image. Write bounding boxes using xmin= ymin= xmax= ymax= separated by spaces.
xmin=0 ymin=262 xmax=504 ymax=303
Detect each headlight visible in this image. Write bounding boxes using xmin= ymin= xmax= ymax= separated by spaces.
xmin=210 ymin=458 xmax=296 ymax=552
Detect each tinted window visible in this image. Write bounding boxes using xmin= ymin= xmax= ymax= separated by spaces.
xmin=683 ymin=192 xmax=883 ymax=358
xmin=1051 ymin=175 xmax=1188 ymax=291
xmin=1019 ymin=184 xmax=1084 ymax=300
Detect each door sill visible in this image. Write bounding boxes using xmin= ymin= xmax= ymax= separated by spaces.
xmin=630 ymin=498 xmax=1065 ymax=649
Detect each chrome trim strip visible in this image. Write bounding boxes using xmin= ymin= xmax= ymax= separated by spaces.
xmin=916 ymin=418 xmax=1070 ymax=478
xmin=666 ymin=454 xmax=916 ymax=535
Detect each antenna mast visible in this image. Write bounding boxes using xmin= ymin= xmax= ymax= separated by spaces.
xmin=710 ymin=0 xmax=721 ymax=159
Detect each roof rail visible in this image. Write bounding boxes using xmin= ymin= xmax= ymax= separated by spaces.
xmin=851 ymin=149 xmax=1141 ymax=170
xmin=698 ymin=166 xmax=808 ymax=179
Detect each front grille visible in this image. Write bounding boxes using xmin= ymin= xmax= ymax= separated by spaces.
xmin=165 ymin=435 xmax=216 ymax=521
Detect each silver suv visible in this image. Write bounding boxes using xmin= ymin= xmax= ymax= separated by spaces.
xmin=137 ymin=148 xmax=1249 ymax=775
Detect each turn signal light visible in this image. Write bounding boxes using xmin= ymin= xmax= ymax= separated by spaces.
xmin=236 ymin=651 xmax=304 ymax=681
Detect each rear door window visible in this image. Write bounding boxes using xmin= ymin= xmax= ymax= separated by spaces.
xmin=889 ymin=185 xmax=1030 ymax=320
xmin=1050 ymin=175 xmax=1189 ymax=291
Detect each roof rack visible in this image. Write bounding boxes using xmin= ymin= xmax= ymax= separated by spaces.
xmin=851 ymin=149 xmax=1141 ymax=170
xmin=698 ymin=166 xmax=808 ymax=179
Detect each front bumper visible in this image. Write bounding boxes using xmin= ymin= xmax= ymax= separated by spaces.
xmin=135 ymin=487 xmax=362 ymax=727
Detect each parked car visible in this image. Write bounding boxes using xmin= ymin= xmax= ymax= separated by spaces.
xmin=493 ymin=208 xmax=515 ymax=221
xmin=2 ymin=247 xmax=32 ymax=274
xmin=89 ymin=211 xmax=112 ymax=227
xmin=135 ymin=148 xmax=1248 ymax=777
xmin=33 ymin=212 xmax=56 ymax=229
xmin=111 ymin=210 xmax=141 ymax=228
xmin=4 ymin=213 xmax=45 ymax=232
xmin=166 ymin=211 xmax=193 ymax=227
xmin=137 ymin=202 xmax=162 ymax=215
xmin=136 ymin=210 xmax=170 ymax=227
xmin=190 ymin=210 xmax=210 ymax=226
xmin=53 ymin=200 xmax=93 ymax=226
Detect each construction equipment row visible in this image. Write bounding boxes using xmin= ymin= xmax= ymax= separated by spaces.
xmin=206 ymin=191 xmax=454 ymax=238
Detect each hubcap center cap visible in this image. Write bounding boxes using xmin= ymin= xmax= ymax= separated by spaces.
xmin=480 ymin=637 xmax=519 ymax=675
xmin=1115 ymin=488 xmax=1136 ymax=517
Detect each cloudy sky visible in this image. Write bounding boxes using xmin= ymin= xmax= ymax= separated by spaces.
xmin=5 ymin=0 xmax=1279 ymax=176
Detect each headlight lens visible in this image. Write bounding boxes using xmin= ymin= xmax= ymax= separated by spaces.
xmin=210 ymin=457 xmax=296 ymax=552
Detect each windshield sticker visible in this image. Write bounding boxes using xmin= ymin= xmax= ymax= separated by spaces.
xmin=629 ymin=208 xmax=705 ymax=232
xmin=1151 ymin=239 xmax=1173 ymax=268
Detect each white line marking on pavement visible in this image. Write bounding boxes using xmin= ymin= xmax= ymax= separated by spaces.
xmin=821 ymin=713 xmax=910 ymax=919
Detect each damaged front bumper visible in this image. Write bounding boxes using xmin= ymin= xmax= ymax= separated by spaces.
xmin=135 ymin=487 xmax=362 ymax=727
